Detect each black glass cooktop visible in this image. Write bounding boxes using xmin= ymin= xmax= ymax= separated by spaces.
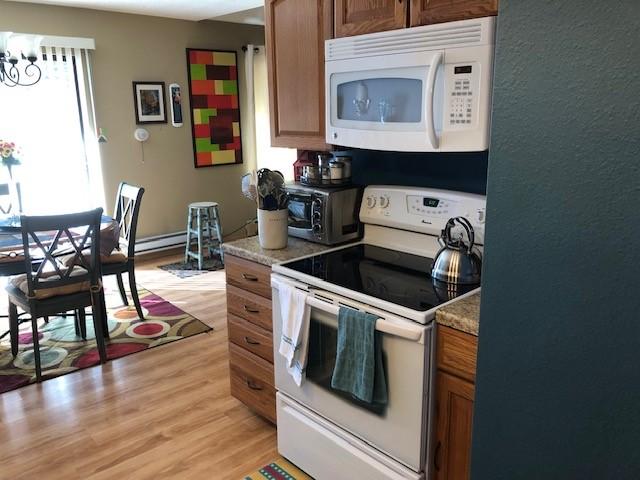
xmin=282 ymin=244 xmax=476 ymax=312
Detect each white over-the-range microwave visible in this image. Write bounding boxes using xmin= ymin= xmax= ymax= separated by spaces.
xmin=325 ymin=16 xmax=495 ymax=152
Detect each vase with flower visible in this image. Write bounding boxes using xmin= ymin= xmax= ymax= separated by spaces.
xmin=0 ymin=140 xmax=22 ymax=215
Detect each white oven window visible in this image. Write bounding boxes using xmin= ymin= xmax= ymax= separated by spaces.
xmin=306 ymin=312 xmax=387 ymax=415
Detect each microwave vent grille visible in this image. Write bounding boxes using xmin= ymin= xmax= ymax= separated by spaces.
xmin=326 ymin=18 xmax=494 ymax=61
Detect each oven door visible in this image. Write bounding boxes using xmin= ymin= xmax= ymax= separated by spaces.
xmin=272 ymin=274 xmax=433 ymax=473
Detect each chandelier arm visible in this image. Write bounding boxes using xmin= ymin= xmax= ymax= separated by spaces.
xmin=1 ymin=61 xmax=41 ymax=87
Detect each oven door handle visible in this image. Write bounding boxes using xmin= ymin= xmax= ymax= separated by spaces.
xmin=306 ymin=296 xmax=425 ymax=343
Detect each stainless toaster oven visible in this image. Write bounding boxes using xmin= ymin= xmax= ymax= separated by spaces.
xmin=285 ymin=183 xmax=362 ymax=245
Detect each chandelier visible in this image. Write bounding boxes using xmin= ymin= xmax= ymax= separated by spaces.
xmin=0 ymin=32 xmax=43 ymax=87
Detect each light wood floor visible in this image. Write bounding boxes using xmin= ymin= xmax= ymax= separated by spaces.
xmin=0 ymin=253 xmax=278 ymax=479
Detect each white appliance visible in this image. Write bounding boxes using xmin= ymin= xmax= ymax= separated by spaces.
xmin=271 ymin=186 xmax=486 ymax=480
xmin=325 ymin=17 xmax=495 ymax=152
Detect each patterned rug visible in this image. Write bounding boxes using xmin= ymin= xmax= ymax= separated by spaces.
xmin=159 ymin=256 xmax=224 ymax=278
xmin=0 ymin=286 xmax=211 ymax=394
xmin=244 ymin=458 xmax=313 ymax=480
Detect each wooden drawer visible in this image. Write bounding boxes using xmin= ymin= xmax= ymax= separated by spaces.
xmin=227 ymin=284 xmax=273 ymax=331
xmin=228 ymin=313 xmax=274 ymax=363
xmin=437 ymin=325 xmax=478 ymax=383
xmin=225 ymin=254 xmax=272 ymax=299
xmin=229 ymin=343 xmax=276 ymax=423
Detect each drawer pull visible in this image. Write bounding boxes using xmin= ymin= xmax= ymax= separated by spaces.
xmin=244 ymin=336 xmax=261 ymax=345
xmin=242 ymin=273 xmax=259 ymax=282
xmin=244 ymin=305 xmax=260 ymax=314
xmin=246 ymin=379 xmax=263 ymax=391
xmin=434 ymin=441 xmax=442 ymax=471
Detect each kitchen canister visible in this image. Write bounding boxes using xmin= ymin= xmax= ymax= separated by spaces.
xmin=257 ymin=208 xmax=288 ymax=249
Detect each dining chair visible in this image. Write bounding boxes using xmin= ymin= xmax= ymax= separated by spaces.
xmin=6 ymin=208 xmax=108 ymax=382
xmin=103 ymin=182 xmax=145 ymax=319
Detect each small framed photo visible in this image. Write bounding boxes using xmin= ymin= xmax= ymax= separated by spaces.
xmin=169 ymin=83 xmax=183 ymax=127
xmin=133 ymin=81 xmax=167 ymax=124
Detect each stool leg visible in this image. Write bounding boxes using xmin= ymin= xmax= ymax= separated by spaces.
xmin=214 ymin=205 xmax=224 ymax=262
xmin=205 ymin=206 xmax=215 ymax=257
xmin=196 ymin=209 xmax=204 ymax=270
xmin=185 ymin=208 xmax=193 ymax=264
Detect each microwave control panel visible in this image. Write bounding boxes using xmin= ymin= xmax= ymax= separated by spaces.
xmin=444 ymin=62 xmax=479 ymax=130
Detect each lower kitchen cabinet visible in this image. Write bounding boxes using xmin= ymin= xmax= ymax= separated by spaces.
xmin=433 ymin=325 xmax=478 ymax=480
xmin=225 ymin=254 xmax=276 ymax=423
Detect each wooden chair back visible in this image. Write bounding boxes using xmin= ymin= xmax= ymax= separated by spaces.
xmin=113 ymin=183 xmax=145 ymax=260
xmin=20 ymin=208 xmax=103 ymax=298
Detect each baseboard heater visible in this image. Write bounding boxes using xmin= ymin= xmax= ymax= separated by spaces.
xmin=134 ymin=231 xmax=187 ymax=255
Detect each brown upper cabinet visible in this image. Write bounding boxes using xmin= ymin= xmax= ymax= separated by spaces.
xmin=410 ymin=0 xmax=498 ymax=27
xmin=334 ymin=0 xmax=498 ymax=38
xmin=265 ymin=0 xmax=333 ymax=151
xmin=335 ymin=0 xmax=407 ymax=38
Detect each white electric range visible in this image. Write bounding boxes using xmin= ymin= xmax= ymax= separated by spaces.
xmin=271 ymin=185 xmax=486 ymax=480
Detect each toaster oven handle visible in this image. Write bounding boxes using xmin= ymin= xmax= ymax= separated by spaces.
xmin=426 ymin=51 xmax=443 ymax=150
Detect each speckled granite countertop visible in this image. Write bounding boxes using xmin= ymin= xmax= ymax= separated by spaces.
xmin=435 ymin=292 xmax=481 ymax=336
xmin=222 ymin=236 xmax=333 ymax=266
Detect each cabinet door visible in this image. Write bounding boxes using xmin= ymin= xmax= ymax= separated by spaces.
xmin=410 ymin=0 xmax=498 ymax=27
xmin=265 ymin=0 xmax=332 ymax=151
xmin=335 ymin=0 xmax=407 ymax=38
xmin=433 ymin=371 xmax=475 ymax=480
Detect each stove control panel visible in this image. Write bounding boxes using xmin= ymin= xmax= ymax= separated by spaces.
xmin=360 ymin=186 xmax=486 ymax=244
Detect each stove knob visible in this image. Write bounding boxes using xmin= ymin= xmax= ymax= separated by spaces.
xmin=366 ymin=195 xmax=377 ymax=209
xmin=379 ymin=196 xmax=390 ymax=209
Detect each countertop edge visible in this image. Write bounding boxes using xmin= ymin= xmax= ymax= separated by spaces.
xmin=435 ymin=292 xmax=481 ymax=336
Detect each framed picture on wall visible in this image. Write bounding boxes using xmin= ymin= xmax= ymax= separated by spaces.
xmin=132 ymin=81 xmax=167 ymax=124
xmin=186 ymin=48 xmax=243 ymax=168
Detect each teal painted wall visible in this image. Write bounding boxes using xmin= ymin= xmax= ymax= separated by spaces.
xmin=472 ymin=1 xmax=640 ymax=478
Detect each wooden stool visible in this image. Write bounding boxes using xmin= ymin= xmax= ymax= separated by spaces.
xmin=185 ymin=202 xmax=224 ymax=270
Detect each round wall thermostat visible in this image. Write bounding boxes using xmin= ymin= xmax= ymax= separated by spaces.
xmin=134 ymin=128 xmax=150 ymax=142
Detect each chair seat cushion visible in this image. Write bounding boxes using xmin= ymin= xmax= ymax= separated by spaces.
xmin=8 ymin=268 xmax=91 ymax=300
xmin=62 ymin=250 xmax=128 ymax=268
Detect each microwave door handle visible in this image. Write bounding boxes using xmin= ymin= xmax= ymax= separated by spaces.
xmin=426 ymin=51 xmax=443 ymax=150
xmin=305 ymin=296 xmax=424 ymax=343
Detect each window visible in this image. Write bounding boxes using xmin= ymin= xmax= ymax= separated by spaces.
xmin=0 ymin=45 xmax=103 ymax=215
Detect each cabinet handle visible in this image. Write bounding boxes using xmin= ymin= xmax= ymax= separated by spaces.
xmin=246 ymin=379 xmax=263 ymax=391
xmin=244 ymin=305 xmax=260 ymax=314
xmin=244 ymin=336 xmax=261 ymax=345
xmin=434 ymin=441 xmax=442 ymax=472
xmin=242 ymin=273 xmax=259 ymax=282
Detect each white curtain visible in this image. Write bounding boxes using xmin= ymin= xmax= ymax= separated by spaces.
xmin=0 ymin=45 xmax=103 ymax=215
xmin=244 ymin=45 xmax=297 ymax=180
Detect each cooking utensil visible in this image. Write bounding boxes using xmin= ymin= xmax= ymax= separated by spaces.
xmin=431 ymin=216 xmax=482 ymax=285
xmin=256 ymin=168 xmax=288 ymax=211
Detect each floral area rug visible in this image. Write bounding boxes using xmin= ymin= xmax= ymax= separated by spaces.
xmin=0 ymin=286 xmax=211 ymax=394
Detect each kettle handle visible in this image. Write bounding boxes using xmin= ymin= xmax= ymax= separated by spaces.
xmin=444 ymin=216 xmax=475 ymax=253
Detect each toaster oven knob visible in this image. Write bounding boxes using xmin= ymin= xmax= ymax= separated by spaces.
xmin=366 ymin=195 xmax=377 ymax=209
xmin=312 ymin=224 xmax=323 ymax=235
xmin=312 ymin=211 xmax=321 ymax=221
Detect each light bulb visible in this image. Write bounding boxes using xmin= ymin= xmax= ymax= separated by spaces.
xmin=0 ymin=32 xmax=13 ymax=56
